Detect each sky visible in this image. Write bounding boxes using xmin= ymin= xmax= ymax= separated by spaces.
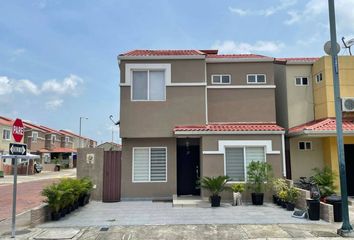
xmin=1 ymin=0 xmax=354 ymax=144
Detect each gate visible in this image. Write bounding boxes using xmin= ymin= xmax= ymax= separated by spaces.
xmin=102 ymin=151 xmax=121 ymax=202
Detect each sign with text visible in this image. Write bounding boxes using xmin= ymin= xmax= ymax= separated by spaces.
xmin=9 ymin=143 xmax=27 ymax=156
xmin=12 ymin=118 xmax=24 ymax=143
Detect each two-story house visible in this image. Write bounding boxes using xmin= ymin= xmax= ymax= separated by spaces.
xmin=275 ymin=56 xmax=354 ymax=196
xmin=118 ymin=50 xmax=285 ymax=201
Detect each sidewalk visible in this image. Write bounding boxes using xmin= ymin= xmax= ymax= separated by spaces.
xmin=0 ymin=224 xmax=347 ymax=239
xmin=0 ymin=169 xmax=76 ymax=186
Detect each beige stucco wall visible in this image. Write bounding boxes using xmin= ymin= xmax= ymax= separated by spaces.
xmin=201 ymin=134 xmax=284 ymax=179
xmin=120 ymin=86 xmax=206 ymax=138
xmin=120 ymin=59 xmax=206 ymax=84
xmin=77 ymin=148 xmax=104 ymax=201
xmin=0 ymin=124 xmax=13 ymax=154
xmin=206 ymin=62 xmax=275 ymax=85
xmin=286 ymin=64 xmax=314 ymax=128
xmin=289 ymin=137 xmax=324 ymax=180
xmin=121 ymin=138 xmax=177 ymax=199
xmin=207 ymin=88 xmax=276 ymax=123
xmin=274 ymin=64 xmax=288 ymax=129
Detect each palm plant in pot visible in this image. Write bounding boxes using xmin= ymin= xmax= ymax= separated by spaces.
xmin=231 ymin=183 xmax=245 ymax=206
xmin=41 ymin=184 xmax=63 ymax=221
xmin=200 ymin=176 xmax=230 ymax=207
xmin=285 ymin=187 xmax=300 ymax=211
xmin=247 ymin=161 xmax=272 ymax=205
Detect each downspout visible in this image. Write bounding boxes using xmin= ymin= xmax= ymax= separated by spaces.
xmin=281 ymin=133 xmax=286 ymax=178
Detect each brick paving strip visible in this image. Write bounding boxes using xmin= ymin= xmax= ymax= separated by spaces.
xmin=0 ymin=179 xmax=58 ymax=221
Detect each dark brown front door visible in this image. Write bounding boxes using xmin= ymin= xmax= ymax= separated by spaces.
xmin=102 ymin=151 xmax=121 ymax=202
xmin=344 ymin=145 xmax=354 ymax=196
xmin=177 ymin=138 xmax=200 ymax=196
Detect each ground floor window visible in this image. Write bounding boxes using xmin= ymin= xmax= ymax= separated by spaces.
xmin=133 ymin=147 xmax=167 ymax=182
xmin=225 ymin=147 xmax=265 ymax=181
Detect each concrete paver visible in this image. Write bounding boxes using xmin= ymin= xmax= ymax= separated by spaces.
xmin=39 ymin=201 xmax=330 ymax=227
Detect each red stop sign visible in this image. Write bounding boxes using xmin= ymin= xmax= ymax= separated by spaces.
xmin=12 ymin=118 xmax=24 ymax=142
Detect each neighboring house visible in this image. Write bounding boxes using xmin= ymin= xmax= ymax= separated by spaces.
xmin=275 ymin=56 xmax=354 ymax=196
xmin=118 ymin=49 xmax=285 ymax=200
xmin=0 ymin=116 xmax=15 ymax=155
xmin=97 ymin=142 xmax=121 ymax=151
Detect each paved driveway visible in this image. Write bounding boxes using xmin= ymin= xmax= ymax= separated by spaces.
xmin=40 ymin=201 xmax=329 ymax=228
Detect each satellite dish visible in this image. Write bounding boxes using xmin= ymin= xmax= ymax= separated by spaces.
xmin=324 ymin=41 xmax=340 ymax=55
xmin=342 ymin=37 xmax=353 ymax=55
xmin=346 ymin=38 xmax=354 ymax=47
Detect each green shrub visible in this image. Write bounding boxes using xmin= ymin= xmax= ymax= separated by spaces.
xmin=272 ymin=178 xmax=288 ymax=196
xmin=200 ymin=176 xmax=230 ymax=197
xmin=247 ymin=161 xmax=273 ymax=193
xmin=311 ymin=167 xmax=336 ymax=197
xmin=230 ymin=183 xmax=245 ymax=193
xmin=41 ymin=177 xmax=93 ymax=212
xmin=286 ymin=187 xmax=300 ymax=204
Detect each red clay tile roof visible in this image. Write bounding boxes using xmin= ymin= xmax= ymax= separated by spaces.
xmin=174 ymin=123 xmax=284 ymax=132
xmin=51 ymin=148 xmax=77 ymax=153
xmin=60 ymin=130 xmax=88 ymax=139
xmin=0 ymin=117 xmax=12 ymax=126
xmin=288 ymin=118 xmax=354 ymax=135
xmin=120 ymin=50 xmax=205 ymax=56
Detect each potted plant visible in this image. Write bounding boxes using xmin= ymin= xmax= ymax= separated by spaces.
xmin=200 ymin=176 xmax=230 ymax=207
xmin=41 ymin=184 xmax=62 ymax=221
xmin=278 ymin=189 xmax=288 ymax=208
xmin=311 ymin=167 xmax=336 ymax=201
xmin=247 ymin=161 xmax=272 ymax=205
xmin=286 ymin=187 xmax=300 ymax=211
xmin=272 ymin=178 xmax=287 ymax=205
xmin=230 ymin=183 xmax=244 ymax=206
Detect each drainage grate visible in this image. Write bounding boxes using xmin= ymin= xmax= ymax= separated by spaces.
xmin=100 ymin=227 xmax=109 ymax=232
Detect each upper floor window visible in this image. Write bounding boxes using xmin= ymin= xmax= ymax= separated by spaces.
xmin=2 ymin=129 xmax=10 ymax=140
xmin=295 ymin=77 xmax=309 ymax=86
xmin=247 ymin=74 xmax=266 ymax=84
xmin=132 ymin=70 xmax=165 ymax=101
xmin=51 ymin=135 xmax=56 ymax=144
xmin=316 ymin=73 xmax=323 ymax=83
xmin=32 ymin=132 xmax=38 ymax=142
xmin=212 ymin=74 xmax=231 ymax=84
xmin=65 ymin=136 xmax=69 ymax=143
xmin=298 ymin=141 xmax=312 ymax=150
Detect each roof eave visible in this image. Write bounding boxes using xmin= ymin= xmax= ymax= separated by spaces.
xmin=174 ymin=130 xmax=285 ymax=135
xmin=206 ymin=57 xmax=274 ymax=63
xmin=118 ymin=55 xmax=206 ymax=60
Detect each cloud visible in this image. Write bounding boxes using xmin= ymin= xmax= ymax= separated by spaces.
xmin=45 ymin=99 xmax=64 ymax=110
xmin=10 ymin=48 xmax=26 ymax=62
xmin=284 ymin=0 xmax=354 ymax=32
xmin=42 ymin=74 xmax=83 ymax=95
xmin=0 ymin=76 xmax=13 ymax=95
xmin=0 ymin=74 xmax=84 ymax=97
xmin=229 ymin=0 xmax=297 ymax=17
xmin=212 ymin=40 xmax=285 ymax=54
xmin=17 ymin=79 xmax=40 ymax=95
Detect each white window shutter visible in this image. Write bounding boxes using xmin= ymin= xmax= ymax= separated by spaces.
xmin=133 ymin=148 xmax=149 ymax=182
xmin=150 ymin=148 xmax=166 ymax=181
xmin=225 ymin=148 xmax=245 ymax=181
xmin=245 ymin=147 xmax=265 ymax=166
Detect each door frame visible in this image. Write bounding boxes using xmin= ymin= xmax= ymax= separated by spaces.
xmin=176 ymin=138 xmax=201 ymax=196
